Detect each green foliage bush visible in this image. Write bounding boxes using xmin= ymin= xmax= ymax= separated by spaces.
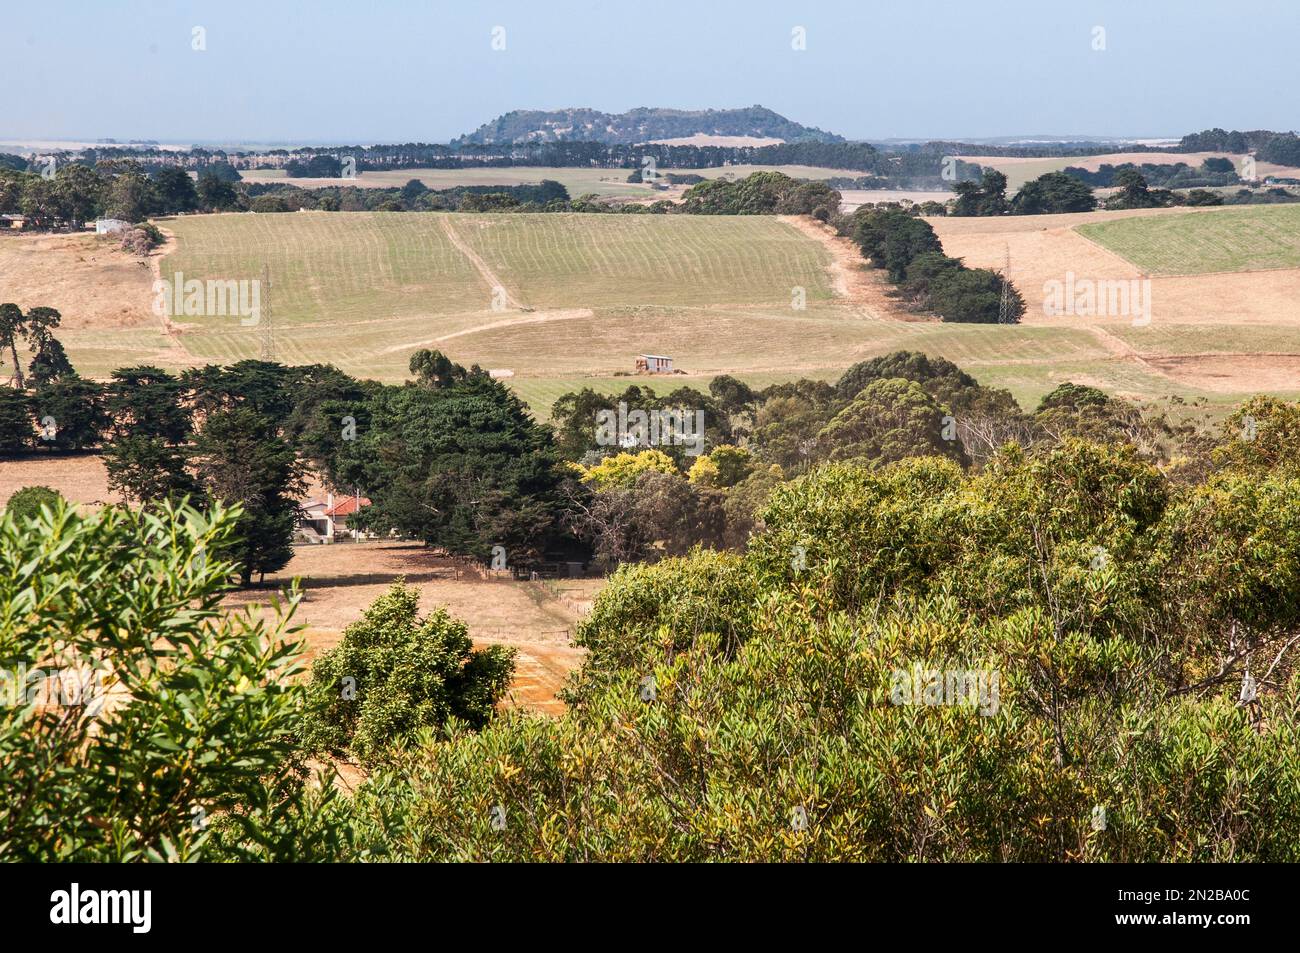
xmin=0 ymin=500 xmax=339 ymax=861
xmin=327 ymin=433 xmax=1300 ymax=861
xmin=301 ymin=581 xmax=515 ymax=764
xmin=4 ymin=485 xmax=64 ymax=522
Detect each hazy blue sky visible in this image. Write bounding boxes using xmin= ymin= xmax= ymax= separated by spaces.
xmin=6 ymin=0 xmax=1297 ymax=144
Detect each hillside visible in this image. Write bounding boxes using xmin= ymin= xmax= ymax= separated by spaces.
xmin=453 ymin=105 xmax=843 ymax=145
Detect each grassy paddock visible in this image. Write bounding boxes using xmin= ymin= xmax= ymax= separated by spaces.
xmin=1077 ymin=205 xmax=1300 ymax=275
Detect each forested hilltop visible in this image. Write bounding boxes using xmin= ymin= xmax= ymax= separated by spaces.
xmin=452 ymin=105 xmax=844 ymax=145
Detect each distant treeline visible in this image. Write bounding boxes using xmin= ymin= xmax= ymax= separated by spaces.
xmin=910 ymin=140 xmax=1151 ymax=158
xmin=244 ymin=179 xmax=572 ymax=212
xmin=1177 ymin=128 xmax=1300 ymax=165
xmin=0 ymin=159 xmax=242 ymax=229
xmin=1063 ymin=158 xmax=1240 ymax=189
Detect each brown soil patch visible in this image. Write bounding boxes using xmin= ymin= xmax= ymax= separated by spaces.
xmin=1144 ymin=354 xmax=1300 ymax=393
xmin=930 ymin=207 xmax=1300 ymax=329
xmin=0 ymin=231 xmax=158 ymax=329
xmin=0 ymin=453 xmax=120 ymax=508
xmin=838 ymin=189 xmax=954 ymax=212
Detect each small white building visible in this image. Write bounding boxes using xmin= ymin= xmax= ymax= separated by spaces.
xmin=636 ymin=354 xmax=673 ymax=374
xmin=94 ymin=218 xmax=131 ymax=235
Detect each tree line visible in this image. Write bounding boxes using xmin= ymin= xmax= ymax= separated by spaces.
xmin=0 ymin=159 xmax=242 ymax=228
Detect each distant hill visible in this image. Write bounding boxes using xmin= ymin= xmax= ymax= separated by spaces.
xmin=453 ymin=106 xmax=843 ymax=146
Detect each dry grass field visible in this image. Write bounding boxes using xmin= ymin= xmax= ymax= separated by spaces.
xmin=6 ymin=201 xmax=1300 ymax=415
xmin=153 ymin=210 xmax=878 ymax=393
xmin=931 ymin=205 xmax=1300 ymax=398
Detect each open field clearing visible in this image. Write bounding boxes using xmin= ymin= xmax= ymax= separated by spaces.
xmin=152 ymin=211 xmax=883 ymax=392
xmin=0 ymin=232 xmax=157 ymax=330
xmin=1077 ymin=204 xmax=1300 ymax=275
xmin=0 ymin=453 xmax=121 ymax=508
xmin=9 ymin=205 xmax=1300 ymax=416
xmin=931 ymin=204 xmax=1300 ymax=397
xmin=239 ymin=165 xmax=659 ymax=199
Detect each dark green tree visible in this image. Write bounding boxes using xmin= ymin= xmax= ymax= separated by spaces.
xmin=107 ymin=365 xmax=191 ymax=443
xmin=1011 ymin=171 xmax=1097 ymax=214
xmin=152 ymin=167 xmax=200 ymax=213
xmin=103 ymin=435 xmax=197 ymax=505
xmin=32 ymin=377 xmax=107 ymax=451
xmin=192 ymin=406 xmax=304 ymax=586
xmin=338 ymin=373 xmax=566 ymax=564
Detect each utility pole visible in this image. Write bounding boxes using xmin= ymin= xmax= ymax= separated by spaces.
xmin=997 ymin=243 xmax=1013 ymax=324
xmin=260 ymin=263 xmax=275 ymax=362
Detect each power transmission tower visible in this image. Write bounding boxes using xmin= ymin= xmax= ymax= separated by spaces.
xmin=997 ymin=243 xmax=1014 ymax=324
xmin=260 ymin=263 xmax=275 ymax=361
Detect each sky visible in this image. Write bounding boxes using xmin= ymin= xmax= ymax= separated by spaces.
xmin=4 ymin=0 xmax=1298 ymax=145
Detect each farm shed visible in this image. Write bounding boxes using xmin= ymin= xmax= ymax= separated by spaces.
xmin=636 ymin=354 xmax=673 ymax=374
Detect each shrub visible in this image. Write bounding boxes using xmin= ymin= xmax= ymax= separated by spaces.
xmin=4 ymin=485 xmax=63 ymax=521
xmin=119 ymin=223 xmax=163 ymax=255
xmin=301 ymin=581 xmax=515 ymax=764
xmin=0 ymin=500 xmax=337 ymax=860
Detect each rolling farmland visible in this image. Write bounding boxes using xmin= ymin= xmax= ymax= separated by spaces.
xmin=12 ymin=202 xmax=1300 ymax=417
xmin=158 ymin=211 xmax=866 ymax=391
xmin=1077 ymin=204 xmax=1300 ymax=275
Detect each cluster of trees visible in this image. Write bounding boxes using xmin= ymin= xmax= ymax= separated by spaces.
xmin=1178 ymin=127 xmax=1300 ymax=166
xmin=943 ymin=166 xmax=1251 ymax=216
xmin=0 ymin=349 xmax=364 ymax=584
xmin=1065 ymin=158 xmax=1240 ymax=189
xmin=10 ymin=369 xmax=1300 ymax=860
xmin=677 ymin=171 xmax=841 ymax=218
xmin=825 ymin=159 xmax=985 ymax=192
xmin=838 ymin=207 xmax=1025 ymax=323
xmin=1101 ymin=169 xmax=1197 ymax=210
xmin=543 ymin=351 xmax=1212 ymax=569
xmin=947 ymin=168 xmax=1097 ymax=216
xmin=0 ymin=160 xmax=243 ymax=229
